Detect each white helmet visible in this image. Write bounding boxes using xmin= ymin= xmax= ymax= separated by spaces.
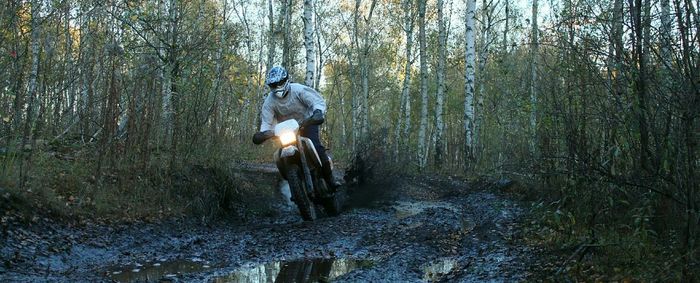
xmin=266 ymin=66 xmax=290 ymax=98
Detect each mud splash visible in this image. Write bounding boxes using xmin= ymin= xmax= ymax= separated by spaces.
xmin=213 ymin=258 xmax=373 ymax=282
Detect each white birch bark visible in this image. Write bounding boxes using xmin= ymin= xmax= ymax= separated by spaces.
xmin=530 ymin=0 xmax=539 ymax=156
xmin=360 ymin=0 xmax=378 ymax=140
xmin=64 ymin=1 xmax=75 ymax=115
xmin=78 ymin=4 xmax=93 ymax=138
xmin=314 ymin=1 xmax=323 ymax=89
xmin=475 ymin=0 xmax=491 ymax=150
xmin=434 ymin=0 xmax=447 ymax=168
xmin=161 ymin=0 xmax=178 ymax=146
xmin=23 ymin=0 xmax=42 ymax=146
xmin=351 ymin=0 xmax=360 ymax=153
xmin=417 ymin=0 xmax=428 ymax=168
xmin=464 ymin=0 xmax=476 ymax=162
xmin=660 ymin=0 xmax=672 ymax=65
xmin=303 ymin=0 xmax=315 ymax=87
xmin=395 ymin=0 xmax=415 ymax=161
xmin=282 ymin=0 xmax=291 ymax=68
xmin=503 ymin=0 xmax=509 ymax=51
xmin=266 ymin=0 xmax=276 ymax=71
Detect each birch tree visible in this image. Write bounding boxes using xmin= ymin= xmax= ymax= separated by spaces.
xmin=281 ymin=0 xmax=292 ymax=68
xmin=21 ymin=0 xmax=42 ymax=152
xmin=394 ymin=0 xmax=415 ymax=161
xmin=474 ymin=0 xmax=495 ymax=153
xmin=360 ymin=0 xmax=377 ymax=141
xmin=503 ymin=0 xmax=510 ymax=51
xmin=434 ymin=0 xmax=447 ymax=168
xmin=161 ymin=0 xmax=180 ymax=151
xmin=303 ymin=0 xmax=315 ymax=86
xmin=464 ymin=0 xmax=476 ymax=165
xmin=529 ymin=0 xmax=539 ymax=157
xmin=267 ymin=0 xmax=275 ymax=71
xmin=350 ymin=0 xmax=377 ymax=153
xmin=417 ymin=0 xmax=428 ymax=168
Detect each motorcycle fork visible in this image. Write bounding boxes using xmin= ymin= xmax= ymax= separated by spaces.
xmin=296 ymin=137 xmax=315 ymax=196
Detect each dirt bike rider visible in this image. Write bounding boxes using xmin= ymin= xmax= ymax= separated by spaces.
xmin=252 ymin=66 xmax=341 ymax=189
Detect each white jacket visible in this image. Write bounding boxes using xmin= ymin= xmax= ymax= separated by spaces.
xmin=259 ymin=83 xmax=327 ymax=132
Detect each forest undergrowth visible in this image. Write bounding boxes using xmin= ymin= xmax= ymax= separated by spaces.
xmin=0 ymin=138 xmax=278 ymax=224
xmin=510 ymin=172 xmax=698 ymax=281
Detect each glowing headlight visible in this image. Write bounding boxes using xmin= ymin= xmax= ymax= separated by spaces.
xmin=279 ymin=131 xmax=297 ymax=146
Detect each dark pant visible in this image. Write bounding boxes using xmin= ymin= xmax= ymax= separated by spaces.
xmin=300 ymin=125 xmax=334 ymax=183
xmin=300 ymin=125 xmax=328 ymax=164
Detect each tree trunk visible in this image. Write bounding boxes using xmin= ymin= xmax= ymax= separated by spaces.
xmin=167 ymin=0 xmax=180 ymax=168
xmin=266 ymin=0 xmax=275 ymax=71
xmin=161 ymin=0 xmax=179 ymax=150
xmin=503 ymin=0 xmax=509 ymax=52
xmin=314 ymin=1 xmax=324 ymax=89
xmin=282 ymin=0 xmax=292 ymax=68
xmin=351 ymin=0 xmax=361 ymax=153
xmin=63 ymin=0 xmax=75 ymax=128
xmin=10 ymin=0 xmax=24 ymax=139
xmin=631 ymin=0 xmax=650 ymax=172
xmin=360 ymin=0 xmax=377 ymax=141
xmin=22 ymin=0 xmax=42 ymax=151
xmin=79 ymin=5 xmax=94 ymax=141
xmin=661 ymin=0 xmax=672 ymax=64
xmin=530 ymin=0 xmax=539 ymax=158
xmin=303 ymin=0 xmax=315 ymax=87
xmin=434 ymin=0 xmax=447 ymax=169
xmin=395 ymin=0 xmax=414 ymax=162
xmin=417 ymin=0 xmax=428 ymax=168
xmin=464 ymin=0 xmax=476 ymax=166
xmin=475 ymin=0 xmax=492 ymax=155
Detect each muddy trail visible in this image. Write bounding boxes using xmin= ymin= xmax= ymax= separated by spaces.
xmin=1 ymin=168 xmax=537 ymax=282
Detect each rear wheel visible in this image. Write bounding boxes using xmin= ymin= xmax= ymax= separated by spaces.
xmin=287 ymin=165 xmax=317 ymax=221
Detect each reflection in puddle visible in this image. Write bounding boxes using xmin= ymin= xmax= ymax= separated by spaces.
xmin=108 ymin=259 xmax=211 ymax=282
xmin=214 ymin=258 xmax=373 ymax=283
xmin=423 ymin=258 xmax=457 ymax=282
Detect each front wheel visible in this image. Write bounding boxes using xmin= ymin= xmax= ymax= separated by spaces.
xmin=287 ymin=165 xmax=317 ymax=221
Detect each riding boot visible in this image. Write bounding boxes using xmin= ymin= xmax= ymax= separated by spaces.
xmin=321 ymin=158 xmax=341 ymax=191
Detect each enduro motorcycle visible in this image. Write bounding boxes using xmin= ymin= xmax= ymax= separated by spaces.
xmin=258 ymin=119 xmax=340 ymax=221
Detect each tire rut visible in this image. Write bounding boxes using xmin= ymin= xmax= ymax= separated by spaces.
xmin=1 ymin=176 xmax=536 ymax=282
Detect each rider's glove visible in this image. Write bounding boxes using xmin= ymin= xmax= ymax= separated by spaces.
xmin=252 ymin=130 xmax=274 ymax=145
xmin=301 ymin=109 xmax=325 ymax=128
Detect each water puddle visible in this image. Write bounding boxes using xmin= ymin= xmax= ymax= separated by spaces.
xmin=393 ymin=201 xmax=457 ymax=219
xmin=107 ymin=258 xmax=212 ymax=282
xmin=213 ymin=258 xmax=373 ymax=283
xmin=423 ymin=258 xmax=458 ymax=282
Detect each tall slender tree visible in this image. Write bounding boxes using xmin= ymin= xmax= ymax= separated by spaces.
xmin=464 ymin=0 xmax=476 ymax=166
xmin=529 ymin=0 xmax=539 ymax=157
xmin=434 ymin=0 xmax=447 ymax=168
xmin=395 ymin=0 xmax=415 ymax=162
xmin=303 ymin=0 xmax=315 ymax=87
xmin=417 ymin=0 xmax=428 ymax=168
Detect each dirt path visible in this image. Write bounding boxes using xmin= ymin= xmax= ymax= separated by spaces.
xmin=1 ymin=172 xmax=536 ymax=282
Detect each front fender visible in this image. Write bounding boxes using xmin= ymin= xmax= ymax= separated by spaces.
xmin=274 ymin=146 xmax=300 ymax=179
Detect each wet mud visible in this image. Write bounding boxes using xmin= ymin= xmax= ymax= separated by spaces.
xmin=1 ymin=173 xmax=537 ymax=282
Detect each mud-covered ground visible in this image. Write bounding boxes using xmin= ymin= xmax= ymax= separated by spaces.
xmin=1 ymin=167 xmax=540 ymax=282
